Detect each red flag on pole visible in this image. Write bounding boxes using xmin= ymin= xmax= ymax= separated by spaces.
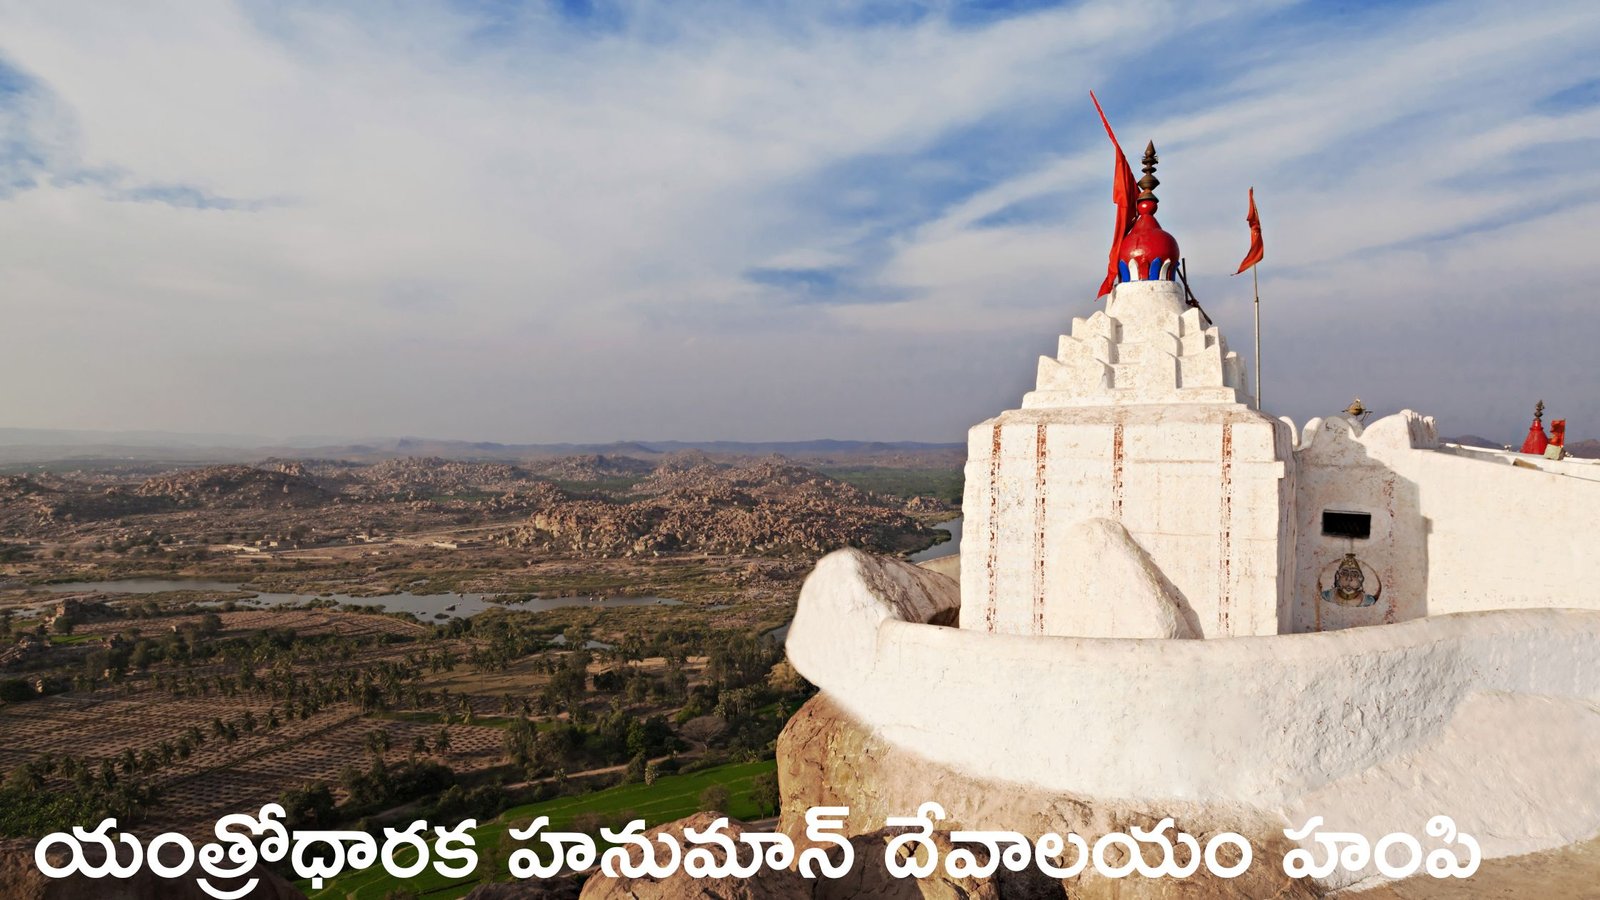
xmin=1234 ymin=187 xmax=1264 ymax=274
xmin=1090 ymin=92 xmax=1137 ymax=299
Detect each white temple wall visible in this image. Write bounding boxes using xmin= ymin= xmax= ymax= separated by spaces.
xmin=1292 ymin=412 xmax=1600 ymax=627
xmin=786 ymin=549 xmax=1600 ymax=874
xmin=864 ymin=610 xmax=1600 ymax=808
xmin=961 ymin=405 xmax=1294 ymax=638
xmin=1396 ymin=450 xmax=1600 ymax=614
xmin=1291 ymin=415 xmax=1429 ymax=632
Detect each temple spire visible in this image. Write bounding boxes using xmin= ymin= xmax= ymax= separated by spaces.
xmin=1137 ymin=141 xmax=1159 ymax=204
xmin=1116 ymin=140 xmax=1179 ymax=283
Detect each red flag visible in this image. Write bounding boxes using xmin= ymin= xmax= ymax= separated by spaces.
xmin=1090 ymin=92 xmax=1137 ymax=299
xmin=1234 ymin=187 xmax=1264 ymax=274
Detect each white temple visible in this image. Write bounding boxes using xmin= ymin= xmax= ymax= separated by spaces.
xmin=782 ymin=142 xmax=1600 ymax=893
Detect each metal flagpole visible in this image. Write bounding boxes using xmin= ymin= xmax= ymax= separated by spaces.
xmin=1252 ymin=264 xmax=1261 ymax=410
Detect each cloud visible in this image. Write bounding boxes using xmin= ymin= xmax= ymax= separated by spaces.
xmin=111 ymin=183 xmax=270 ymax=211
xmin=743 ymin=265 xmax=914 ymax=306
xmin=0 ymin=0 xmax=1596 ymax=443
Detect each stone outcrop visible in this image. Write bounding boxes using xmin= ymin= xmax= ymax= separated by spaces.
xmin=135 ymin=466 xmax=331 ymax=509
xmin=784 ymin=550 xmax=959 ymax=692
xmin=1044 ymin=518 xmax=1199 ymax=639
xmin=0 ymin=456 xmax=942 ymax=559
xmin=525 ymin=454 xmax=654 ymax=483
xmin=0 ymin=475 xmax=169 ymax=527
xmin=508 ymin=460 xmax=932 ymax=558
xmin=775 ymin=693 xmax=1600 ymax=895
xmin=346 ymin=457 xmax=546 ymax=500
xmin=776 ymin=693 xmax=1317 ymax=899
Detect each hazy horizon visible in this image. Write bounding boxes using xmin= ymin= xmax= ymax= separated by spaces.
xmin=3 ymin=1 xmax=1598 ymax=444
xmin=0 ymin=425 xmax=970 ymax=449
xmin=0 ymin=422 xmax=1562 ymax=456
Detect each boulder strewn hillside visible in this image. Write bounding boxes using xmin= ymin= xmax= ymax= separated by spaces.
xmin=349 ymin=457 xmax=542 ymax=499
xmin=135 ymin=465 xmax=331 ymax=508
xmin=526 ymin=454 xmax=654 ymax=483
xmin=508 ymin=459 xmax=932 ymax=557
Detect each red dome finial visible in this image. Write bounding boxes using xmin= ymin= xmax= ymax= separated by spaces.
xmin=1117 ymin=141 xmax=1180 ymax=284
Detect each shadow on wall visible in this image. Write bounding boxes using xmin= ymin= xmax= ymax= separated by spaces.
xmin=1289 ymin=413 xmax=1430 ymax=632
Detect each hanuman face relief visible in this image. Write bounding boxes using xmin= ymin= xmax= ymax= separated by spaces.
xmin=1333 ymin=556 xmax=1366 ymax=601
xmin=1319 ymin=553 xmax=1382 ymax=609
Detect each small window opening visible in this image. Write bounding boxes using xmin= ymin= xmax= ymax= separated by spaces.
xmin=1322 ymin=510 xmax=1372 ymax=540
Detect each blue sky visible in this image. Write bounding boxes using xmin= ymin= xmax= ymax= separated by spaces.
xmin=1 ymin=0 xmax=1597 ymax=443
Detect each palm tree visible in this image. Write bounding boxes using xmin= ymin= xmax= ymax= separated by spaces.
xmin=365 ymin=728 xmax=392 ymax=763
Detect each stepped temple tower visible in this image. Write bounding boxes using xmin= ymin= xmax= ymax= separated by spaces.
xmin=963 ymin=146 xmax=1284 ymax=640
xmin=778 ymin=133 xmax=1600 ymax=895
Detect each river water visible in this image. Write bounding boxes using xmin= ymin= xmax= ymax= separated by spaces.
xmin=33 ymin=518 xmax=962 ymax=625
xmin=908 ymin=517 xmax=963 ymax=562
xmin=37 ymin=579 xmax=679 ymax=620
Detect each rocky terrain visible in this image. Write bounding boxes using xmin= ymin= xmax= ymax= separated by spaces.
xmin=526 ymin=454 xmax=656 ymax=483
xmin=335 ymin=457 xmax=538 ymax=500
xmin=0 ymin=455 xmax=945 ymax=559
xmin=0 ymin=475 xmax=174 ymax=532
xmin=133 ymin=464 xmax=332 ymax=508
xmin=0 ymin=451 xmax=957 ymax=897
xmin=508 ymin=459 xmax=931 ymax=558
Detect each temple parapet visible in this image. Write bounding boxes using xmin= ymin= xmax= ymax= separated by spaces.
xmin=1025 ymin=281 xmax=1249 ymax=408
xmin=1289 ymin=408 xmax=1440 ymax=453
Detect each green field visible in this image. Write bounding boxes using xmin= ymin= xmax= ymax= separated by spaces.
xmin=817 ymin=466 xmax=963 ymax=503
xmin=302 ymin=758 xmax=776 ymax=899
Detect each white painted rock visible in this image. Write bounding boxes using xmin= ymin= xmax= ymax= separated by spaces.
xmin=1047 ymin=518 xmax=1199 ymax=639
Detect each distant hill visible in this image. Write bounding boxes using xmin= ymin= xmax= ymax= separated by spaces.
xmin=0 ymin=428 xmax=964 ymax=468
xmin=1567 ymin=439 xmax=1600 ymax=459
xmin=1443 ymin=434 xmax=1507 ymax=450
xmin=0 ymin=427 xmax=274 ymax=447
xmin=1445 ymin=434 xmax=1599 ymax=459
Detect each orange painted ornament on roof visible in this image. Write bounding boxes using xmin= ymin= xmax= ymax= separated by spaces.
xmin=1519 ymin=401 xmax=1549 ymax=455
